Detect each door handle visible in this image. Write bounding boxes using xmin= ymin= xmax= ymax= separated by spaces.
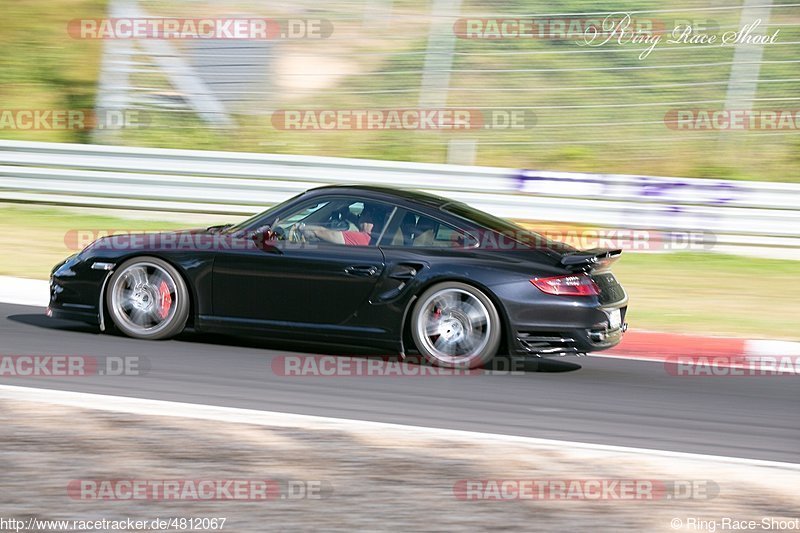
xmin=344 ymin=265 xmax=380 ymax=277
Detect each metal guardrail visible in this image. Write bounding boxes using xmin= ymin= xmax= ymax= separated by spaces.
xmin=1 ymin=140 xmax=799 ymax=256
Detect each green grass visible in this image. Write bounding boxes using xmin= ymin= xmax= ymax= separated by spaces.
xmin=0 ymin=205 xmax=187 ymax=278
xmin=0 ymin=0 xmax=106 ymax=144
xmin=2 ymin=204 xmax=798 ymax=340
xmin=1 ymin=1 xmax=799 ymax=181
xmin=613 ymin=252 xmax=800 ymax=340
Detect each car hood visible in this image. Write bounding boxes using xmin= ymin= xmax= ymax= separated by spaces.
xmin=81 ymin=227 xmax=249 ymax=256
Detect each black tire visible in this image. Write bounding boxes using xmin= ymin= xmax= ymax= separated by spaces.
xmin=106 ymin=256 xmax=189 ymax=340
xmin=411 ymin=281 xmax=501 ymax=369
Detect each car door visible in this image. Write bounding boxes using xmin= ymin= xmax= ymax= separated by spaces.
xmin=211 ymin=196 xmax=387 ymax=326
xmin=375 ymin=208 xmax=477 ymax=302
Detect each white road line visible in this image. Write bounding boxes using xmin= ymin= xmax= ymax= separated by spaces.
xmin=0 ymin=276 xmax=49 ymax=307
xmin=592 ymin=352 xmax=799 ymax=374
xmin=747 ymin=339 xmax=800 ymax=357
xmin=591 ymin=353 xmax=670 ymax=363
xmin=0 ymin=384 xmax=797 ymax=469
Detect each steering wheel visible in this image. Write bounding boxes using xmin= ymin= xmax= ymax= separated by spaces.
xmin=285 ymin=223 xmax=305 ymax=243
xmin=329 ymin=219 xmax=350 ymax=231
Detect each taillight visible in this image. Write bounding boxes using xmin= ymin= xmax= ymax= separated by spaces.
xmin=530 ymin=274 xmax=600 ymax=296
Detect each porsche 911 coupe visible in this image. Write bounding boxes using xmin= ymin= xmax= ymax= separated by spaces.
xmin=48 ymin=185 xmax=628 ymax=368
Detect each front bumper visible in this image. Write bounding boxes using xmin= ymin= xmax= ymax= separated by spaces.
xmin=47 ymin=254 xmax=109 ymax=326
xmin=46 ymin=305 xmax=100 ymax=325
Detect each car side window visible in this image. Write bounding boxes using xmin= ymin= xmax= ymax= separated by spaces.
xmin=387 ymin=209 xmax=473 ymax=248
xmin=284 ymin=201 xmax=330 ymax=224
xmin=273 ymin=196 xmax=393 ymax=247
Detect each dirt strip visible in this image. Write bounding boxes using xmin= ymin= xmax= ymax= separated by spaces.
xmin=0 ymin=398 xmax=798 ymax=532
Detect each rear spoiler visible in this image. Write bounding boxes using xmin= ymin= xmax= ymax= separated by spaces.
xmin=560 ymin=248 xmax=622 ymax=272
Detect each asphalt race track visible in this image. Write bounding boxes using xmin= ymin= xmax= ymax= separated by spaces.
xmin=1 ymin=303 xmax=797 ymax=463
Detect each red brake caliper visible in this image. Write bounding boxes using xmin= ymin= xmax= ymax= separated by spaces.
xmin=431 ymin=307 xmax=442 ymax=341
xmin=158 ymin=281 xmax=172 ymax=319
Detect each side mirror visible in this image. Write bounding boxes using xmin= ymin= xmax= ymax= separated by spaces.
xmin=248 ymin=226 xmax=283 ymax=254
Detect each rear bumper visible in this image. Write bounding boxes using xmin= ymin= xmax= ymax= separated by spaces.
xmin=514 ymin=319 xmax=628 ymax=356
xmin=495 ymin=278 xmax=629 ymax=356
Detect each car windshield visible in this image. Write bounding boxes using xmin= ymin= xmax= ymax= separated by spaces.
xmin=441 ymin=201 xmax=574 ymax=252
xmin=225 ymin=194 xmax=303 ymax=234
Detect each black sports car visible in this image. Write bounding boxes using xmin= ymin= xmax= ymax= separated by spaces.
xmin=48 ymin=185 xmax=628 ymax=368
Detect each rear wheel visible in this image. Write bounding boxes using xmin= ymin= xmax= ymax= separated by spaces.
xmin=106 ymin=257 xmax=189 ymax=340
xmin=411 ymin=282 xmax=501 ymax=368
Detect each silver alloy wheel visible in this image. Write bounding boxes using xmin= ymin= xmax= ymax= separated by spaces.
xmin=415 ymin=288 xmax=491 ymax=365
xmin=110 ymin=261 xmax=179 ymax=336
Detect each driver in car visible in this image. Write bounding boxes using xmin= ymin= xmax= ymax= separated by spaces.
xmin=302 ymin=210 xmax=375 ymax=246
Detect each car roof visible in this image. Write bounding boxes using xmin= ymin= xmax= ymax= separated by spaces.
xmin=306 ymin=185 xmax=450 ymax=207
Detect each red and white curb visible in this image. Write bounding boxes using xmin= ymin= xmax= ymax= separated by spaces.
xmin=0 ymin=276 xmax=797 ymax=374
xmin=0 ymin=276 xmax=49 ymax=307
xmin=599 ymin=331 xmax=800 ymax=375
xmin=606 ymin=330 xmax=800 ymax=359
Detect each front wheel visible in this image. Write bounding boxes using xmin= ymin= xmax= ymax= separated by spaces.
xmin=106 ymin=257 xmax=189 ymax=340
xmin=411 ymin=282 xmax=501 ymax=368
